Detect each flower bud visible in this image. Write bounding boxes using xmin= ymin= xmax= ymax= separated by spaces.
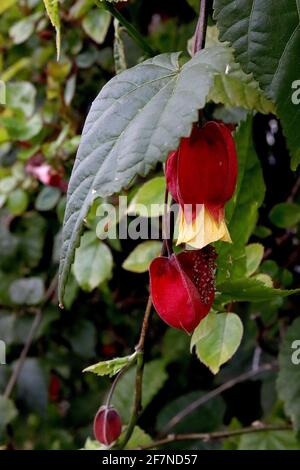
xmin=93 ymin=405 xmax=122 ymax=446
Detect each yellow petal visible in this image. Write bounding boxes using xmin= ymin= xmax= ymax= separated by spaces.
xmin=176 ymin=205 xmax=232 ymax=249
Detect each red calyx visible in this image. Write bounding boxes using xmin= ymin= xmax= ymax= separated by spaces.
xmin=165 ymin=121 xmax=238 ymax=222
xmin=149 ymin=246 xmax=216 ymax=334
xmin=93 ymin=406 xmax=122 ymax=446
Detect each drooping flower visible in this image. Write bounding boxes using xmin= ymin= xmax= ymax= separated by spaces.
xmin=149 ymin=246 xmax=216 ymax=334
xmin=93 ymin=405 xmax=122 ymax=446
xmin=166 ymin=121 xmax=238 ymax=249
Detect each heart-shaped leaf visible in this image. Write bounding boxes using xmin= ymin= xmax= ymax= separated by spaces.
xmin=59 ymin=47 xmax=231 ymax=304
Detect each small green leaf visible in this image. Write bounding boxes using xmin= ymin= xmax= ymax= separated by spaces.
xmin=125 ymin=426 xmax=153 ymax=449
xmin=83 ymin=353 xmax=137 ymax=377
xmin=73 ymin=231 xmax=113 ymax=292
xmin=2 ymin=113 xmax=42 ymax=141
xmin=35 ymin=187 xmax=61 ymax=212
xmin=122 ymin=241 xmax=162 ymax=273
xmin=42 ymin=0 xmax=61 ymax=60
xmin=269 ymin=202 xmax=300 ymax=228
xmin=7 ymin=189 xmax=29 ymax=215
xmin=69 ymin=0 xmax=94 ymax=20
xmin=0 ymin=396 xmax=17 ymax=433
xmin=277 ymin=317 xmax=300 ymax=432
xmin=82 ymin=8 xmax=111 ymax=44
xmin=128 ymin=177 xmax=166 ymax=218
xmin=9 ymin=277 xmax=44 ymax=305
xmin=191 ymin=311 xmax=243 ymax=375
xmin=6 ymin=81 xmax=36 ymax=118
xmin=9 ymin=13 xmax=42 ymax=45
xmin=245 ymin=243 xmax=264 ymax=276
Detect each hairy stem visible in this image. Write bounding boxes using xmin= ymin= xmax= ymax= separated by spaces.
xmin=193 ymin=0 xmax=209 ymax=54
xmin=97 ymin=1 xmax=155 ymax=57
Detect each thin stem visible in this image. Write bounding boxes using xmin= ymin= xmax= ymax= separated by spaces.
xmin=97 ymin=1 xmax=155 ymax=57
xmin=193 ymin=0 xmax=209 ymax=54
xmin=116 ymin=352 xmax=144 ymax=449
xmin=105 ymin=355 xmax=137 ymax=407
xmin=160 ymin=362 xmax=277 ymax=435
xmin=136 ymin=424 xmax=293 ymax=450
xmin=136 ymin=296 xmax=153 ymax=352
xmin=116 ymin=226 xmax=170 ymax=449
xmin=4 ymin=273 xmax=58 ymax=399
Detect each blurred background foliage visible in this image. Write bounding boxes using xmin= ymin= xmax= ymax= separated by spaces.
xmin=0 ymin=0 xmax=300 ymax=450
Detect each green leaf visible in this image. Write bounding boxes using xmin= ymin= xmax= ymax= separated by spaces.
xmin=217 ymin=277 xmax=300 ymax=303
xmin=6 ymin=81 xmax=36 ymax=118
xmin=213 ymin=0 xmax=300 ymax=169
xmin=9 ymin=13 xmax=42 ymax=45
xmin=35 ymin=187 xmax=61 ymax=212
xmin=206 ymin=27 xmax=274 ymax=114
xmin=216 ymin=116 xmax=265 ymax=283
xmin=191 ymin=311 xmax=243 ymax=374
xmin=0 ymin=0 xmax=17 ymax=15
xmin=1 ymin=113 xmax=42 ymax=141
xmin=113 ymin=359 xmax=168 ymax=421
xmin=156 ymin=390 xmax=225 ymax=434
xmin=83 ymin=353 xmax=137 ymax=377
xmin=42 ymin=0 xmax=61 ymax=60
xmin=125 ymin=426 xmax=153 ymax=449
xmin=69 ymin=0 xmax=94 ymax=20
xmin=58 ymin=47 xmax=231 ymax=304
xmin=65 ymin=319 xmax=97 ymax=359
xmin=128 ymin=177 xmax=166 ymax=218
xmin=245 ymin=243 xmax=264 ymax=276
xmin=9 ymin=277 xmax=44 ymax=305
xmin=122 ymin=241 xmax=162 ymax=273
xmin=238 ymin=425 xmax=300 ymax=450
xmin=269 ymin=202 xmax=300 ymax=228
xmin=82 ymin=8 xmax=111 ymax=44
xmin=209 ymin=64 xmax=275 ymax=114
xmin=277 ymin=317 xmax=300 ymax=432
xmin=0 ymin=396 xmax=17 ymax=433
xmin=7 ymin=189 xmax=29 ymax=215
xmin=73 ymin=231 xmax=113 ymax=292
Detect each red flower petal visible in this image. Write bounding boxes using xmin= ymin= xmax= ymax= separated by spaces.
xmin=177 ymin=122 xmax=238 ymax=220
xmin=165 ymin=150 xmax=179 ymax=202
xmin=149 ymin=248 xmax=216 ymax=334
xmin=93 ymin=406 xmax=122 ymax=446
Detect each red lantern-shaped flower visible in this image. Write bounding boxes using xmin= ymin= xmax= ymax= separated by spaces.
xmin=166 ymin=121 xmax=238 ymax=249
xmin=149 ymin=246 xmax=216 ymax=334
xmin=93 ymin=405 xmax=122 ymax=446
